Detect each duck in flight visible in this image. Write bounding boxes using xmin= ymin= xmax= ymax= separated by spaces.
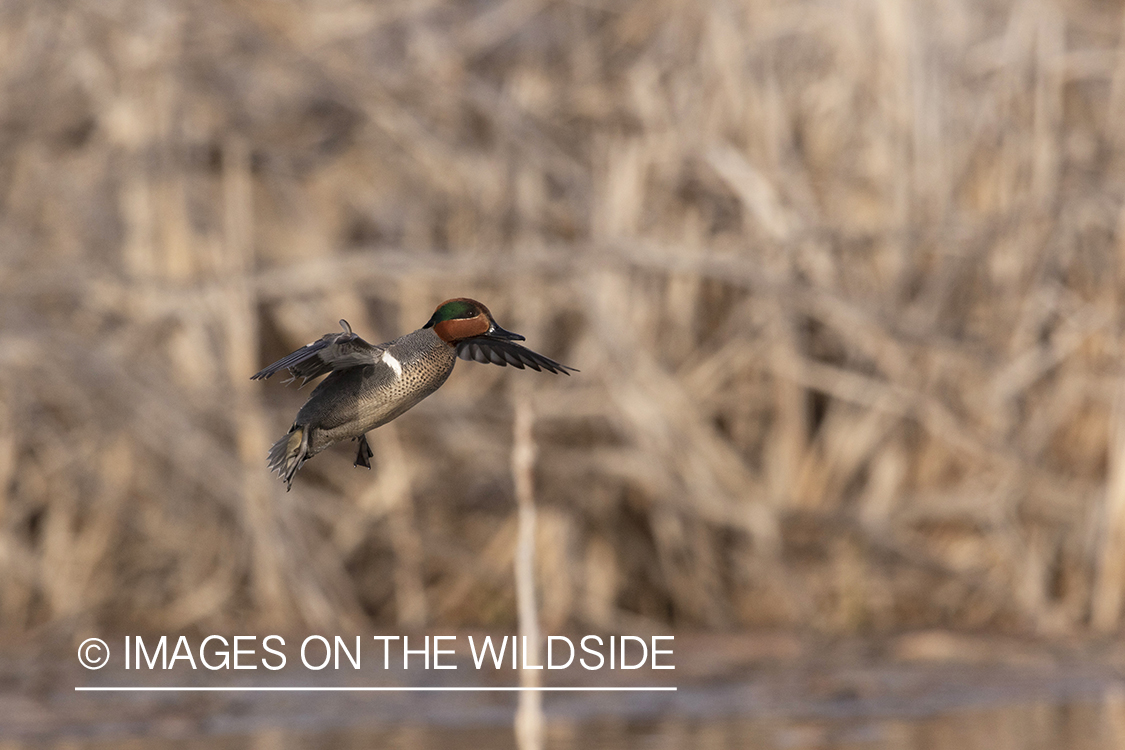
xmin=252 ymin=298 xmax=577 ymax=490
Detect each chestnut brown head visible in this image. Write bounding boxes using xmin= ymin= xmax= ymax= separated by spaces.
xmin=423 ymin=298 xmax=526 ymax=344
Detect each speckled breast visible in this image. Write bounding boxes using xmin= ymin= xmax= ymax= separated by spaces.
xmin=297 ymin=328 xmax=458 ymax=455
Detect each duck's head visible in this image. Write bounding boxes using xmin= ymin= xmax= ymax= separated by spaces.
xmin=424 ymin=298 xmax=526 ymax=344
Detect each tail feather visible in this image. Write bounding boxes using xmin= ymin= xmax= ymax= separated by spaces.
xmin=268 ymin=425 xmax=310 ymax=491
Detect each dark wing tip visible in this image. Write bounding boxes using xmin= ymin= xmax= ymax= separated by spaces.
xmin=455 ymin=338 xmax=578 ymax=375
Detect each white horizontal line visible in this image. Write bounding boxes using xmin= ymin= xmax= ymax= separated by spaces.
xmin=75 ymin=686 xmax=677 ymax=692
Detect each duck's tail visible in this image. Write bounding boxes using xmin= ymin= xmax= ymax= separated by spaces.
xmin=268 ymin=425 xmax=310 ymax=492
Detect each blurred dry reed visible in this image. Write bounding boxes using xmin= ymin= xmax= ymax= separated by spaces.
xmin=513 ymin=392 xmax=543 ymax=750
xmin=2 ymin=0 xmax=1125 ymax=639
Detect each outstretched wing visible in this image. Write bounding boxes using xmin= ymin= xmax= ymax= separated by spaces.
xmin=454 ymin=338 xmax=577 ymax=375
xmin=251 ymin=319 xmax=382 ymax=385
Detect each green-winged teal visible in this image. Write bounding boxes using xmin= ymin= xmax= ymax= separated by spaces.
xmin=252 ymin=298 xmax=577 ymax=490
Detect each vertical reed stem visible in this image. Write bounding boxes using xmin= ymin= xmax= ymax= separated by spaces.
xmin=512 ymin=392 xmax=543 ymax=750
xmin=222 ymin=135 xmax=289 ymax=625
xmin=1093 ymin=379 xmax=1125 ymax=631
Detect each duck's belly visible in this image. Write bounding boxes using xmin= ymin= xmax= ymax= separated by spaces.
xmin=299 ymin=340 xmax=456 ymax=457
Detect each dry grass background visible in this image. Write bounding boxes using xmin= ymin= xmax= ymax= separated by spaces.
xmin=3 ymin=0 xmax=1125 ymax=640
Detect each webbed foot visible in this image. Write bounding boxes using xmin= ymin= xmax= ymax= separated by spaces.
xmin=353 ymin=434 xmax=373 ymax=469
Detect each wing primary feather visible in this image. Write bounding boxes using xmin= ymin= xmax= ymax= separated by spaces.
xmin=251 ymin=323 xmax=379 ymax=382
xmin=454 ymin=338 xmax=578 ymax=375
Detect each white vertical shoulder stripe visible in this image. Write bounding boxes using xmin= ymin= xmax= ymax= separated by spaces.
xmin=381 ymin=349 xmax=403 ymax=378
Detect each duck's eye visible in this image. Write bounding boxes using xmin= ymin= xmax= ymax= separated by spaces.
xmin=456 ymin=309 xmax=477 ymax=319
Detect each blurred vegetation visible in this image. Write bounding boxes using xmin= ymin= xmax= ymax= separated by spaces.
xmin=2 ymin=0 xmax=1125 ymax=639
